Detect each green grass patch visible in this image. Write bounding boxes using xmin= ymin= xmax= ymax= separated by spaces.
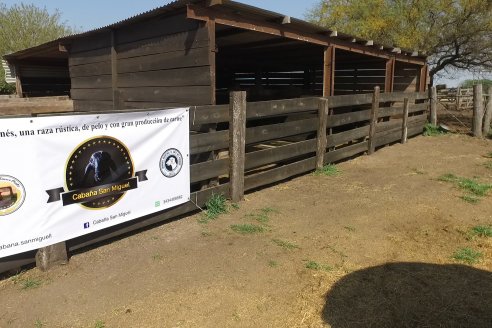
xmin=245 ymin=207 xmax=279 ymax=224
xmin=484 ymin=152 xmax=492 ymax=158
xmin=452 ymin=247 xmax=482 ymax=264
xmin=314 ymin=164 xmax=340 ymax=177
xmin=438 ymin=173 xmax=492 ymax=197
xmin=423 ymin=123 xmax=445 ymax=136
xmin=199 ymin=193 xmax=228 ymax=223
xmin=471 ymin=225 xmax=492 ymax=237
xmin=34 ymin=319 xmax=44 ymax=328
xmin=152 ymin=254 xmax=162 ymax=261
xmin=460 ymin=195 xmax=480 ymax=204
xmin=484 ymin=161 xmax=492 ymax=170
xmin=268 ymin=260 xmax=278 ymax=268
xmin=94 ymin=320 xmax=105 ymax=328
xmin=305 ymin=260 xmax=333 ymax=272
xmin=12 ymin=275 xmax=42 ymax=290
xmin=230 ymin=223 xmax=265 ymax=234
xmin=272 ymin=238 xmax=299 ymax=250
xmin=343 ymin=226 xmax=356 ymax=232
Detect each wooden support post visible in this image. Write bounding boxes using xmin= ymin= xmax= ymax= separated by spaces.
xmin=14 ymin=64 xmax=23 ymax=98
xmin=384 ymin=57 xmax=395 ymax=93
xmin=429 ymin=86 xmax=437 ymax=126
xmin=35 ymin=242 xmax=68 ymax=272
xmin=418 ymin=64 xmax=428 ymax=92
xmin=323 ymin=46 xmax=335 ymax=97
xmin=483 ymin=87 xmax=492 ymax=136
xmin=401 ymin=98 xmax=409 ymax=144
xmin=368 ymin=86 xmax=380 ymax=155
xmin=110 ymin=30 xmax=120 ymax=110
xmin=229 ymin=91 xmax=246 ymax=202
xmin=316 ymin=98 xmax=329 ymax=169
xmin=473 ymin=84 xmax=484 ymax=137
xmin=207 ymin=19 xmax=216 ymax=105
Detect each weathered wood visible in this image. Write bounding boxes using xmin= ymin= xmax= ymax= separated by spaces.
xmin=384 ymin=58 xmax=395 ymax=93
xmin=368 ymin=86 xmax=380 ymax=154
xmin=246 ymin=118 xmax=318 ymax=145
xmin=190 ymin=130 xmax=229 ymax=154
xmin=190 ymin=104 xmax=229 ymax=126
xmin=69 ymin=47 xmax=111 ymax=67
xmin=119 ymin=86 xmax=213 ymax=103
xmin=73 ymin=100 xmax=114 ymax=111
xmin=111 ymin=29 xmax=119 ymax=111
xmin=380 ymin=91 xmax=427 ymax=102
xmin=207 ymin=19 xmax=216 ymax=105
xmin=15 ymin=65 xmax=23 ymax=98
xmin=473 ymin=84 xmax=484 ymax=137
xmin=316 ymin=98 xmax=329 ymax=169
xmin=71 ymin=75 xmax=112 ymax=89
xmin=245 ymin=139 xmax=317 ymax=170
xmin=70 ymin=31 xmax=111 ymax=54
xmin=328 ymin=109 xmax=370 ymax=128
xmin=244 ymin=157 xmax=316 ymax=191
xmin=71 ymin=88 xmax=113 ymax=101
xmin=375 ymin=123 xmax=424 ymax=147
xmin=229 ymin=91 xmax=247 ymax=202
xmin=430 ymin=86 xmax=437 ymax=126
xmin=483 ymin=88 xmax=492 ymax=136
xmin=327 ymin=125 xmax=370 ymax=147
xmin=246 ymin=98 xmax=319 ymax=118
xmin=69 ymin=61 xmax=112 ymax=78
xmin=118 ymin=66 xmax=211 ymax=88
xmin=401 ymin=98 xmax=409 ymax=144
xmin=323 ymin=46 xmax=335 ymax=97
xmin=191 ymin=158 xmax=229 ymax=183
xmin=328 ymin=93 xmax=373 ymax=108
xmin=324 ymin=141 xmax=369 ymax=164
xmin=35 ymin=242 xmax=68 ymax=271
xmin=419 ymin=64 xmax=428 ymax=92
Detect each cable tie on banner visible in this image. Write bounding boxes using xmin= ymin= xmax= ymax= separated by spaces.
xmin=189 ymin=192 xmax=204 ymax=212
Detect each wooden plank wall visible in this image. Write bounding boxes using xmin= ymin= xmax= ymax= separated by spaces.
xmin=69 ymin=12 xmax=213 ymax=112
xmin=334 ymin=62 xmax=386 ymax=95
xmin=394 ymin=62 xmax=420 ymax=92
xmin=0 ymin=91 xmax=428 ymax=275
xmin=17 ymin=63 xmax=70 ymax=97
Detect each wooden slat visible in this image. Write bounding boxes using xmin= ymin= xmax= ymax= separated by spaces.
xmin=70 ymin=31 xmax=111 ymax=54
xmin=118 ymin=66 xmax=211 ymax=88
xmin=324 ymin=141 xmax=368 ymax=164
xmin=71 ymin=75 xmax=112 ymax=89
xmin=328 ymin=93 xmax=373 ymax=108
xmin=119 ymin=85 xmax=213 ymax=103
xmin=246 ymin=97 xmax=319 ymax=118
xmin=73 ymin=100 xmax=114 ymax=111
xmin=70 ymin=61 xmax=111 ymax=78
xmin=246 ymin=118 xmax=318 ymax=144
xmin=379 ymin=91 xmax=427 ymax=102
xmin=328 ymin=109 xmax=370 ymax=128
xmin=375 ymin=122 xmax=424 ymax=147
xmin=69 ymin=47 xmax=111 ymax=67
xmin=190 ymin=104 xmax=229 ymax=125
xmin=244 ymin=157 xmax=316 ymax=191
xmin=327 ymin=125 xmax=369 ymax=147
xmin=245 ymin=139 xmax=317 ymax=170
xmin=190 ymin=130 xmax=228 ymax=154
xmin=117 ymin=47 xmax=210 ymax=74
xmin=191 ymin=158 xmax=229 ymax=183
xmin=71 ymin=88 xmax=113 ymax=101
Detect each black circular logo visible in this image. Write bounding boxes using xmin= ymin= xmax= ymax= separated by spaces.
xmin=65 ymin=136 xmax=134 ymax=209
xmin=160 ymin=148 xmax=183 ymax=178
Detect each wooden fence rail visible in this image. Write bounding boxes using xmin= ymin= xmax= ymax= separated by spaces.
xmin=0 ymin=88 xmax=429 ymax=274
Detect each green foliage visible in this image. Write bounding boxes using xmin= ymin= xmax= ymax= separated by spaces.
xmin=272 ymin=238 xmax=299 ymax=249
xmin=438 ymin=173 xmax=492 ymax=197
xmin=305 ymin=260 xmax=333 ymax=271
xmin=460 ymin=195 xmax=480 ymax=204
xmin=423 ymin=123 xmax=445 ymax=136
xmin=268 ymin=260 xmax=278 ymax=267
xmin=314 ymin=164 xmax=340 ymax=176
xmin=452 ymin=247 xmax=482 ymax=264
xmin=230 ymin=223 xmax=265 ymax=234
xmin=34 ymin=319 xmax=44 ymax=328
xmin=470 ymin=225 xmax=492 ymax=237
xmin=306 ymin=0 xmax=492 ymax=82
xmin=460 ymin=79 xmax=492 ymax=88
xmin=94 ymin=320 xmax=105 ymax=328
xmin=199 ymin=193 xmax=228 ymax=223
xmin=0 ymin=79 xmax=15 ymax=95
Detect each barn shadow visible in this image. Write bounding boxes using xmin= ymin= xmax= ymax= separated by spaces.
xmin=322 ymin=262 xmax=492 ymax=328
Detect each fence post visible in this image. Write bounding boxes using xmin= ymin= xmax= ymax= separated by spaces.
xmin=473 ymin=84 xmax=483 ymax=137
xmin=368 ymin=86 xmax=380 ymax=155
xmin=229 ymin=91 xmax=247 ymax=202
xmin=316 ymin=98 xmax=329 ymax=169
xmin=35 ymin=242 xmax=68 ymax=271
xmin=401 ymin=98 xmax=409 ymax=144
xmin=483 ymin=87 xmax=492 ymax=136
xmin=430 ymin=86 xmax=437 ymax=126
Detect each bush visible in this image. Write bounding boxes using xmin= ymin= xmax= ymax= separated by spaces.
xmin=0 ymin=79 xmax=16 ymax=95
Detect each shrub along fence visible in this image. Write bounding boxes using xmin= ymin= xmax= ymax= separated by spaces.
xmin=0 ymin=88 xmax=428 ymax=274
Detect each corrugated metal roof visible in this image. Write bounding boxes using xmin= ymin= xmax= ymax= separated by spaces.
xmin=4 ymin=0 xmax=425 ymax=61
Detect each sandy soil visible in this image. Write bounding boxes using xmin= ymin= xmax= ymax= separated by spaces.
xmin=1 ymin=134 xmax=491 ymax=328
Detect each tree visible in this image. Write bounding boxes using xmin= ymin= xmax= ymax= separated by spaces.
xmin=306 ymin=0 xmax=492 ymax=85
xmin=0 ymin=2 xmax=75 ymax=92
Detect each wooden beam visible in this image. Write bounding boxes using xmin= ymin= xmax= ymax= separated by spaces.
xmin=14 ymin=64 xmax=23 ymax=98
xmin=419 ymin=64 xmax=428 ymax=92
xmin=229 ymin=91 xmax=247 ymax=202
xmin=207 ymin=20 xmax=216 ymax=105
xmin=323 ymin=45 xmax=335 ymax=97
xmin=186 ymin=4 xmax=426 ymax=65
xmin=110 ymin=30 xmax=119 ymax=110
xmin=401 ymin=98 xmax=409 ymax=144
xmin=384 ymin=57 xmax=395 ymax=93
xmin=316 ymin=98 xmax=329 ymax=169
xmin=368 ymin=86 xmax=380 ymax=154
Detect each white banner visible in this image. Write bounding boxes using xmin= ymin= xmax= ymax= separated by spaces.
xmin=0 ymin=108 xmax=190 ymax=258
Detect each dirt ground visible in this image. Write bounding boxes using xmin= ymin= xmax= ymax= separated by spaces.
xmin=1 ymin=133 xmax=492 ymax=328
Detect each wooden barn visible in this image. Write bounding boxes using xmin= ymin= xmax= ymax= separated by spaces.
xmin=4 ymin=0 xmax=427 ymax=104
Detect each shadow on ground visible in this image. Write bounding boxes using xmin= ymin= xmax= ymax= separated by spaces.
xmin=323 ymin=262 xmax=492 ymax=328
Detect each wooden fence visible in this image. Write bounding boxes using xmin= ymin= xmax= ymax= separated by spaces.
xmin=0 ymin=89 xmax=428 ymax=274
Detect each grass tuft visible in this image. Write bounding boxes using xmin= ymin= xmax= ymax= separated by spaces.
xmin=452 ymin=247 xmax=482 ymax=264
xmin=272 ymin=238 xmax=299 ymax=250
xmin=438 ymin=173 xmax=492 ymax=197
xmin=423 ymin=123 xmax=445 ymax=136
xmin=152 ymin=254 xmax=162 ymax=261
xmin=199 ymin=193 xmax=228 ymax=223
xmin=230 ymin=223 xmax=265 ymax=234
xmin=13 ymin=276 xmax=42 ymax=290
xmin=268 ymin=260 xmax=278 ymax=268
xmin=314 ymin=164 xmax=340 ymax=177
xmin=460 ymin=195 xmax=480 ymax=204
xmin=484 ymin=152 xmax=492 ymax=158
xmin=305 ymin=260 xmax=333 ymax=271
xmin=484 ymin=161 xmax=492 ymax=170
xmin=94 ymin=320 xmax=105 ymax=328
xmin=470 ymin=225 xmax=492 ymax=237
xmin=34 ymin=319 xmax=44 ymax=328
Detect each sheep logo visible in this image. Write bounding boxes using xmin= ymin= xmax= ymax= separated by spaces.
xmin=160 ymin=148 xmax=183 ymax=178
